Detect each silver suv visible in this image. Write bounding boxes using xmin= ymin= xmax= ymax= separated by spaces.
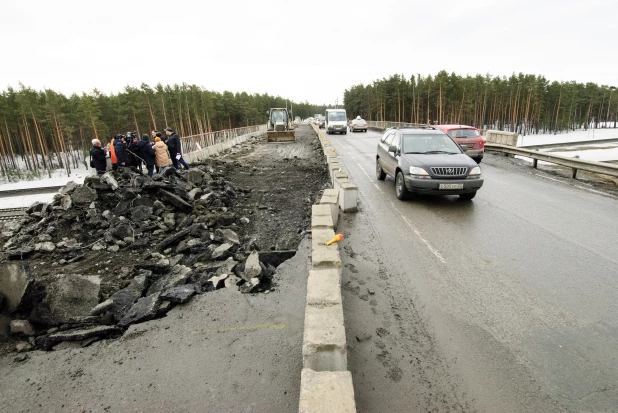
xmin=376 ymin=127 xmax=483 ymax=200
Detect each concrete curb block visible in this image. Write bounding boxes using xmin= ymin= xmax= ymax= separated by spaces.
xmin=306 ymin=268 xmax=342 ymax=307
xmin=297 ymin=125 xmax=357 ymax=412
xmin=319 ymin=189 xmax=339 ymax=229
xmin=299 ymin=369 xmax=356 ymax=413
xmin=311 ymin=229 xmax=342 ymax=270
xmin=311 ymin=205 xmax=334 ymax=230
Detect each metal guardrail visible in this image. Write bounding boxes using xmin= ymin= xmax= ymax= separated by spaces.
xmin=0 ymin=185 xmax=64 ymax=198
xmin=180 ymin=125 xmax=267 ymax=154
xmin=0 ymin=207 xmax=27 ymax=221
xmin=485 ymin=143 xmax=618 ymax=178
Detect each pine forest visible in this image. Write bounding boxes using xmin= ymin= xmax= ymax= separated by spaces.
xmin=344 ymin=71 xmax=617 ymax=135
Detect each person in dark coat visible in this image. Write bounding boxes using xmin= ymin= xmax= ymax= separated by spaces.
xmin=164 ymin=127 xmax=190 ymax=169
xmin=138 ymin=134 xmax=156 ymax=177
xmin=90 ymin=139 xmax=107 ymax=175
xmin=128 ymin=135 xmax=142 ymax=171
xmin=114 ymin=134 xmax=129 ymax=168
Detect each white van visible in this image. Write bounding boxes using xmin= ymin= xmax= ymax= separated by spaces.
xmin=325 ymin=109 xmax=347 ymax=135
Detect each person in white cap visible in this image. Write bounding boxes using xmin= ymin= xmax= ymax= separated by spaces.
xmin=90 ymin=139 xmax=107 ymax=175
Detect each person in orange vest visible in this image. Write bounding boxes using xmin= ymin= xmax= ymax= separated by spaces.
xmin=109 ymin=135 xmax=119 ymax=171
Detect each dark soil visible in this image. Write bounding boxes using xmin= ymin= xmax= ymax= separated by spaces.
xmin=221 ymin=125 xmax=330 ymax=250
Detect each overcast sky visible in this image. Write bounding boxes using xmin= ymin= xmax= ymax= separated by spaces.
xmin=1 ymin=0 xmax=616 ymax=105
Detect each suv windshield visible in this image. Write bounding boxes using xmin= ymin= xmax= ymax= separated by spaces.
xmin=402 ymin=134 xmax=461 ymax=154
xmin=328 ymin=112 xmax=346 ymax=121
xmin=448 ymin=129 xmax=480 ymax=138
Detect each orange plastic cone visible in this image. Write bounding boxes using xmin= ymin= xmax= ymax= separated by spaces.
xmin=326 ymin=234 xmax=344 ymax=246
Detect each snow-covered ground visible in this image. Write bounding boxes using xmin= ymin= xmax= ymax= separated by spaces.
xmin=517 ymin=128 xmax=618 ymax=147
xmin=0 ymin=162 xmax=91 ymax=209
xmin=2 ymin=193 xmax=58 ymax=209
xmin=548 ymin=144 xmax=618 ymax=163
xmin=505 ymin=128 xmax=618 ymax=164
xmin=0 ymin=165 xmax=89 ymax=191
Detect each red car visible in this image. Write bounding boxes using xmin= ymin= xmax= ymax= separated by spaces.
xmin=434 ymin=125 xmax=485 ymax=163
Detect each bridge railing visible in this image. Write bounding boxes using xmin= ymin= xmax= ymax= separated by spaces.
xmin=180 ymin=124 xmax=267 ymax=154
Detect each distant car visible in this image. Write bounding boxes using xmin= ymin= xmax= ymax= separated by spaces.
xmin=433 ymin=125 xmax=485 ymax=163
xmin=349 ymin=117 xmax=368 ymax=132
xmin=376 ymin=127 xmax=483 ymax=200
xmin=316 ymin=117 xmax=325 ymax=128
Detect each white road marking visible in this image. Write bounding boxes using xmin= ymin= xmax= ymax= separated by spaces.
xmin=356 ymin=162 xmax=372 ymax=180
xmin=339 ymin=141 xmax=444 ymax=262
xmin=534 ymin=173 xmax=617 ymax=198
xmin=386 ymin=201 xmax=446 ymax=263
xmin=574 ymin=186 xmax=617 ymax=198
xmin=535 ymin=174 xmax=565 ymax=184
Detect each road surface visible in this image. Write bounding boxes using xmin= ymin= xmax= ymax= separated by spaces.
xmin=327 ymin=128 xmax=618 ymax=413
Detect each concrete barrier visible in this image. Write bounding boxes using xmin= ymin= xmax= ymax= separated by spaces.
xmin=311 ymin=205 xmax=334 ymax=230
xmin=302 ymin=304 xmax=347 ymax=371
xmin=486 ymin=130 xmax=518 ymax=146
xmin=337 ymin=180 xmax=358 ymax=213
xmin=319 ymin=189 xmax=338 ymax=229
xmin=306 ymin=268 xmax=342 ymax=307
xmin=300 ymin=124 xmax=356 ymax=412
xmin=311 ymin=229 xmax=342 ymax=270
xmin=299 ymin=369 xmax=356 ymax=413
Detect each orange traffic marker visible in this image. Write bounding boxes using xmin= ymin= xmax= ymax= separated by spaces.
xmin=326 ymin=234 xmax=344 ymax=246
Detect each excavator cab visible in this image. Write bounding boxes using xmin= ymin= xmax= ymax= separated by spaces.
xmin=267 ymin=108 xmax=296 ymax=142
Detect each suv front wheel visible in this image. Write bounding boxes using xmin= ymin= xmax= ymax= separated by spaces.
xmin=376 ymin=159 xmax=386 ymax=180
xmin=395 ymin=171 xmax=411 ymax=200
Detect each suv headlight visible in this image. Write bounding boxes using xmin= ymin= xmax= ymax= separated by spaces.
xmin=410 ymin=166 xmax=430 ymax=178
xmin=468 ymin=166 xmax=481 ymax=177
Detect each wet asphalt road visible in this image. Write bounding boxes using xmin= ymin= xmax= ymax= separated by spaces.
xmin=326 ymin=128 xmax=618 ymax=412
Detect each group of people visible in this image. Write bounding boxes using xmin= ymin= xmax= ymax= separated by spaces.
xmin=90 ymin=127 xmax=190 ymax=176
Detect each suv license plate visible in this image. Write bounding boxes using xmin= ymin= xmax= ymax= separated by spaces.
xmin=439 ymin=183 xmax=464 ymax=190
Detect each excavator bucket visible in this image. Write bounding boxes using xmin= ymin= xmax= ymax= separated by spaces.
xmin=267 ymin=130 xmax=296 ymax=142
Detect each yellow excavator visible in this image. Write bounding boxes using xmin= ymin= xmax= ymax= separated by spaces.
xmin=266 ymin=108 xmax=295 ymax=142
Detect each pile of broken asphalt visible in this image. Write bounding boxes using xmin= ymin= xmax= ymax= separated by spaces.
xmin=0 ymin=160 xmax=284 ymax=354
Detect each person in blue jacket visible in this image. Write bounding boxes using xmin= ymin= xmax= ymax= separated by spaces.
xmin=114 ymin=134 xmax=129 ymax=168
xmin=138 ymin=134 xmax=156 ymax=177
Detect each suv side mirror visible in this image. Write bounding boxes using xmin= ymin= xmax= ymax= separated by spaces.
xmin=388 ymin=145 xmax=398 ymax=153
xmin=460 ymin=144 xmax=468 ymax=152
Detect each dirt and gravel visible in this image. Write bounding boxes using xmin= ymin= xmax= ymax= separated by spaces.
xmin=219 ymin=125 xmax=330 ymax=251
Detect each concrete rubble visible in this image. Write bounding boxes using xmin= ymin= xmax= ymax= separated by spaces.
xmin=0 ymin=161 xmax=280 ymax=352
